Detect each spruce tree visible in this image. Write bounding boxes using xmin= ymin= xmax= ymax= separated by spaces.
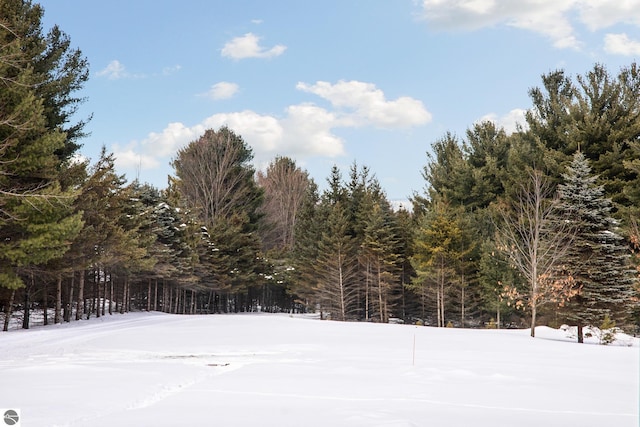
xmin=558 ymin=151 xmax=637 ymax=342
xmin=0 ymin=8 xmax=84 ymax=327
xmin=361 ymin=200 xmax=400 ymax=323
xmin=290 ymin=180 xmax=322 ymax=310
xmin=315 ymin=201 xmax=358 ymax=321
xmin=0 ymin=0 xmax=90 ymax=161
xmin=410 ymin=198 xmax=466 ymax=327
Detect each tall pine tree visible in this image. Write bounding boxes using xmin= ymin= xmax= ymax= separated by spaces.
xmin=558 ymin=151 xmax=637 ymax=342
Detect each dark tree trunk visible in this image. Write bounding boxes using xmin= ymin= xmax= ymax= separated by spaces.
xmin=109 ymin=277 xmax=114 ymax=315
xmin=22 ymin=285 xmax=30 ymax=329
xmin=55 ymin=273 xmax=63 ymax=324
xmin=64 ymin=275 xmax=74 ymax=322
xmin=147 ymin=278 xmax=151 ymax=312
xmin=76 ymin=270 xmax=85 ymax=321
xmin=3 ymin=289 xmax=15 ymax=331
xmin=43 ymin=280 xmax=49 ymax=326
xmin=577 ymin=324 xmax=584 ymax=343
xmin=154 ymin=280 xmax=158 ymax=311
xmin=95 ymin=268 xmax=100 ymax=319
xmin=101 ymin=274 xmax=107 ymax=316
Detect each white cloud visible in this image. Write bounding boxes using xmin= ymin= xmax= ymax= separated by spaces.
xmin=96 ymin=60 xmax=128 ymax=80
xmin=417 ymin=0 xmax=640 ymax=49
xmin=202 ymin=82 xmax=239 ymax=100
xmin=604 ymin=33 xmax=640 ymax=55
xmin=161 ymin=65 xmax=182 ymax=76
xmin=202 ymin=111 xmax=284 ymax=153
xmin=111 ymin=81 xmax=429 ymax=178
xmin=479 ymin=108 xmax=528 ymax=134
xmin=113 ymin=145 xmax=160 ymax=170
xmin=420 ymin=0 xmax=578 ymax=48
xmin=296 ymin=80 xmax=432 ymax=128
xmin=221 ymin=33 xmax=287 ymax=59
xmin=96 ymin=60 xmax=151 ymax=79
xmin=141 ymin=122 xmax=204 ymax=157
xmin=281 ymin=103 xmax=345 ymax=157
xmin=578 ymin=0 xmax=640 ymax=31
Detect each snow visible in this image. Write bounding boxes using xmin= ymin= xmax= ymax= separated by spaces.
xmin=0 ymin=312 xmax=637 ymax=427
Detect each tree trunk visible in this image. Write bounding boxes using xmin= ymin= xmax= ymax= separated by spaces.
xmin=55 ymin=273 xmax=62 ymax=324
xmin=76 ymin=270 xmax=85 ymax=321
xmin=339 ymin=262 xmax=346 ymax=321
xmin=101 ymin=274 xmax=107 ymax=316
xmin=530 ymin=303 xmax=537 ymax=338
xmin=109 ymin=277 xmax=114 ymax=315
xmin=460 ymin=275 xmax=465 ymax=328
xmin=95 ymin=268 xmax=100 ymax=319
xmin=377 ymin=264 xmax=384 ymax=323
xmin=530 ymin=276 xmax=537 ymax=337
xmin=154 ymin=280 xmax=158 ymax=311
xmin=120 ymin=277 xmax=127 ymax=314
xmin=43 ymin=280 xmax=49 ymax=326
xmin=65 ymin=275 xmax=74 ymax=323
xmin=577 ymin=324 xmax=584 ymax=343
xmin=365 ymin=262 xmax=370 ymax=321
xmin=436 ymin=287 xmax=441 ymax=327
xmin=207 ymin=290 xmax=214 ymax=314
xmin=147 ymin=278 xmax=152 ymax=312
xmin=22 ymin=283 xmax=30 ymax=329
xmin=3 ymin=289 xmax=15 ymax=331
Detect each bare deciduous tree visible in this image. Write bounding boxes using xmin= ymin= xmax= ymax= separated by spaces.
xmin=256 ymin=156 xmax=310 ymax=252
xmin=172 ymin=127 xmax=259 ymax=228
xmin=495 ymin=169 xmax=575 ymax=337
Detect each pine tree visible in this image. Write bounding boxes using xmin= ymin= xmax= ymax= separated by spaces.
xmin=558 ymin=151 xmax=637 ymax=342
xmin=0 ymin=0 xmax=90 ymax=161
xmin=410 ymin=198 xmax=466 ymax=327
xmin=478 ymin=239 xmax=519 ymax=328
xmin=361 ymin=200 xmax=400 ymax=323
xmin=0 ymin=8 xmax=84 ymax=328
xmin=315 ymin=201 xmax=359 ymax=321
xmin=463 ymin=121 xmax=511 ymax=210
xmin=290 ymin=180 xmax=322 ymax=311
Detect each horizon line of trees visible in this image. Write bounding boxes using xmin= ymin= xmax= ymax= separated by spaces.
xmin=1 ymin=1 xmax=638 ymax=341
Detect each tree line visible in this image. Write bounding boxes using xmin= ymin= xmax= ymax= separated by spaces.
xmin=0 ymin=1 xmax=638 ymax=340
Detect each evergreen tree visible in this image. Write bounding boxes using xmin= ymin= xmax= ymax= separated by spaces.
xmin=290 ymin=180 xmax=322 ymax=311
xmin=0 ymin=0 xmax=90 ymax=161
xmin=477 ymin=240 xmax=519 ymax=328
xmin=462 ymin=121 xmax=511 ymax=210
xmin=361 ymin=200 xmax=400 ymax=323
xmin=410 ymin=198 xmax=466 ymax=327
xmin=557 ymin=152 xmax=637 ymax=342
xmin=172 ymin=127 xmax=265 ymax=308
xmin=526 ymin=63 xmax=640 ymax=210
xmin=394 ymin=207 xmax=417 ymax=321
xmin=0 ymin=7 xmax=84 ymax=327
xmin=421 ymin=133 xmax=472 ymax=206
xmin=315 ymin=201 xmax=359 ymax=321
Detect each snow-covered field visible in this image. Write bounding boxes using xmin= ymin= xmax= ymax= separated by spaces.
xmin=0 ymin=312 xmax=637 ymax=427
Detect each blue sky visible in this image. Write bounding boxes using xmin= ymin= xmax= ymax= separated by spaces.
xmin=39 ymin=1 xmax=640 ymax=206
